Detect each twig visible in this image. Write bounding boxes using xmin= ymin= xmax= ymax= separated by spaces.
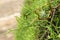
xmin=50 ymin=3 xmax=60 ymax=34
xmin=39 ymin=30 xmax=48 ymax=40
xmin=55 ymin=3 xmax=60 ymax=9
xmin=50 ymin=8 xmax=56 ymax=23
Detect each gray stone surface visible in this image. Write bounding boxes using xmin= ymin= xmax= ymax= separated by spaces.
xmin=0 ymin=0 xmax=24 ymax=40
xmin=0 ymin=0 xmax=23 ymax=17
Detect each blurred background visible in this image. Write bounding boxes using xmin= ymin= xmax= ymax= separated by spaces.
xmin=0 ymin=0 xmax=23 ymax=40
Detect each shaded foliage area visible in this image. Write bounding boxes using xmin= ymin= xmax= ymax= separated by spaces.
xmin=15 ymin=0 xmax=60 ymax=40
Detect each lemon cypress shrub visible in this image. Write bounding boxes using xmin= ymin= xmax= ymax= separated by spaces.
xmin=14 ymin=0 xmax=60 ymax=40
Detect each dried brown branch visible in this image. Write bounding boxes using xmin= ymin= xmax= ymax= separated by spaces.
xmin=39 ymin=29 xmax=48 ymax=40
xmin=55 ymin=3 xmax=60 ymax=9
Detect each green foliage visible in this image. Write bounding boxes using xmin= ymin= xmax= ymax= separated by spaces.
xmin=14 ymin=0 xmax=60 ymax=40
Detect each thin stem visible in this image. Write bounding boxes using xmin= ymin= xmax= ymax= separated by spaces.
xmin=39 ymin=30 xmax=48 ymax=40
xmin=50 ymin=8 xmax=56 ymax=23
